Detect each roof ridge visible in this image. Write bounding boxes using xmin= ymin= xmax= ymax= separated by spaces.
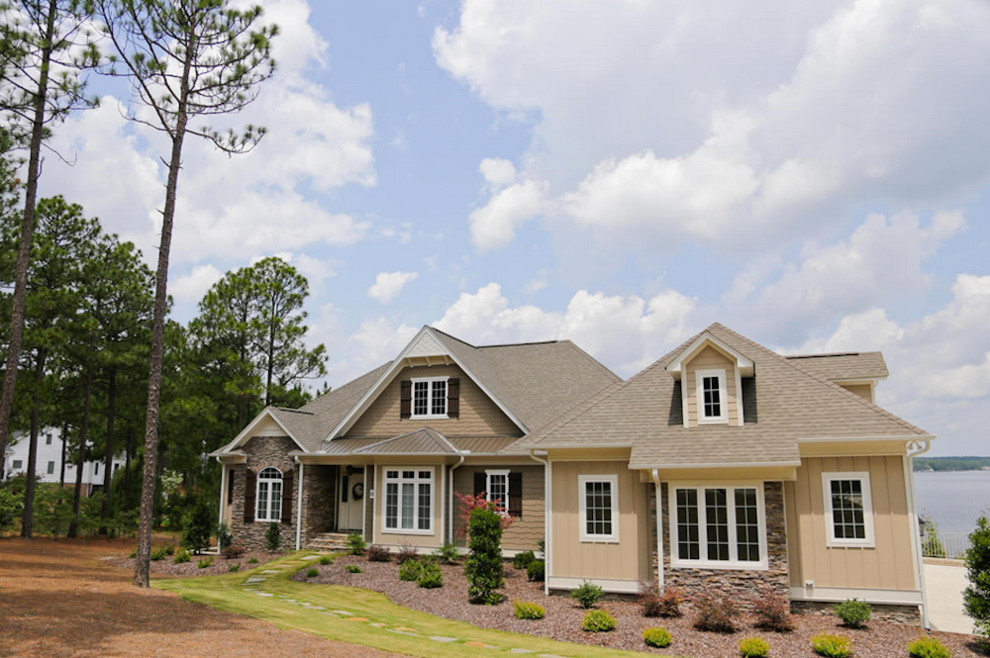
xmin=712 ymin=324 xmax=926 ymax=435
xmin=427 ymin=325 xmax=478 ymax=349
xmin=555 ymin=339 xmax=623 ymax=383
xmin=786 ymin=352 xmax=865 ymax=359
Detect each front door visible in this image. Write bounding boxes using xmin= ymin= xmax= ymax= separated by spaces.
xmin=339 ymin=468 xmax=365 ymax=531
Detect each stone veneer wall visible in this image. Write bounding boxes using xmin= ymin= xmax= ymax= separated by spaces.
xmin=301 ymin=464 xmax=336 ymax=541
xmin=791 ymin=600 xmax=920 ymax=624
xmin=660 ymin=481 xmax=789 ymax=608
xmin=229 ymin=436 xmax=299 ymax=551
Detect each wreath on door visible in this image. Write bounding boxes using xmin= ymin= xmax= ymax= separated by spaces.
xmin=352 ymin=481 xmax=364 ymax=500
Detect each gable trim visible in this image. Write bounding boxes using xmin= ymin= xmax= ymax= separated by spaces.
xmin=325 ymin=326 xmax=529 ymax=441
xmin=215 ymin=408 xmax=309 ymax=454
xmin=666 ymin=332 xmax=754 ymax=379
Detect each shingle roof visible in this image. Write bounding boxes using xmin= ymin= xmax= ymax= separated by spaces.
xmin=525 ymin=323 xmax=928 ymax=467
xmin=784 ymin=352 xmax=889 ymax=381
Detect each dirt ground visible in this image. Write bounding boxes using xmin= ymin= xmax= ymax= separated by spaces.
xmin=0 ymin=536 xmax=396 ymax=657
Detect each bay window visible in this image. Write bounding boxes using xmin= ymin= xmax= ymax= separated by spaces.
xmin=670 ymin=484 xmax=767 ymax=569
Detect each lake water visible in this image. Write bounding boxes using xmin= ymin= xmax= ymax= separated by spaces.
xmin=913 ymin=470 xmax=990 ymax=534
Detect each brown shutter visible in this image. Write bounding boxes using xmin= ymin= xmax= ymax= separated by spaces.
xmin=400 ymin=380 xmax=412 ymax=418
xmin=281 ymin=470 xmax=293 ymax=524
xmin=341 ymin=474 xmax=349 ymax=503
xmin=508 ymin=472 xmax=522 ymax=518
xmin=474 ymin=471 xmax=485 ymax=497
xmin=244 ymin=469 xmax=256 ymax=523
xmin=227 ymin=470 xmax=235 ymax=505
xmin=447 ymin=378 xmax=460 ymax=418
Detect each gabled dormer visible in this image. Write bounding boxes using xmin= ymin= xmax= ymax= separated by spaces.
xmin=666 ymin=332 xmax=754 ymax=428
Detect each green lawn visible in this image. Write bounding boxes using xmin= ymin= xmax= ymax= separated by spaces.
xmin=156 ymin=552 xmax=658 ymax=657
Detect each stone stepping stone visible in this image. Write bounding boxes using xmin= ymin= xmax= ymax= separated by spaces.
xmin=301 ymin=555 xmax=321 ymax=560
xmin=246 ymin=577 xmax=265 ymax=583
xmin=509 ymin=650 xmax=534 ymax=654
xmin=429 ymin=636 xmax=458 ymax=643
xmin=260 ymin=570 xmax=280 ymax=574
xmin=333 ymin=610 xmax=352 ymax=616
xmin=388 ymin=629 xmax=418 ymax=637
xmin=256 ymin=592 xmax=274 ymax=597
xmin=538 ymin=654 xmax=566 ymax=658
xmin=370 ymin=623 xmax=385 ymax=627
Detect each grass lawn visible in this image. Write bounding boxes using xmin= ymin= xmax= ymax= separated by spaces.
xmin=156 ymin=551 xmax=663 ymax=658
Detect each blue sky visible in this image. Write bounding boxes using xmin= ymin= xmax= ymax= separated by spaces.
xmin=44 ymin=0 xmax=990 ymax=456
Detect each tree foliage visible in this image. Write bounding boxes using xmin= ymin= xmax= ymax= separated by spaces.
xmin=465 ymin=502 xmax=505 ymax=604
xmin=965 ymin=514 xmax=990 ymax=643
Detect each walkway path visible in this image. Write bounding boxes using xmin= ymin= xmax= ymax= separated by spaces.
xmin=925 ymin=560 xmax=974 ymax=635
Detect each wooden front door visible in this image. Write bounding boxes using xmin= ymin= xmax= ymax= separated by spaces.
xmin=339 ymin=468 xmax=365 ymax=531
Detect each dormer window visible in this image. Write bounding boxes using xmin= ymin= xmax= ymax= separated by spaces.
xmin=696 ymin=369 xmax=727 ymax=424
xmin=412 ymin=376 xmax=448 ymax=419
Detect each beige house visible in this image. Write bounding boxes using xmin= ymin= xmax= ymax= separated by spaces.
xmin=212 ymin=322 xmax=933 ymax=623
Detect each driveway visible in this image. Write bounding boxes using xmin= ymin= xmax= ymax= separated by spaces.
xmin=925 ymin=560 xmax=975 ymax=635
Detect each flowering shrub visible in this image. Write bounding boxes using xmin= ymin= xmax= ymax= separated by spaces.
xmin=455 ymin=492 xmax=514 ymax=537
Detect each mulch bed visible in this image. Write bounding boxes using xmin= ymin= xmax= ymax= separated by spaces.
xmin=105 ymin=548 xmax=283 ymax=577
xmin=291 ymin=553 xmax=986 ymax=657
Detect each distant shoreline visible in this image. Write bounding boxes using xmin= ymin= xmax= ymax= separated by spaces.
xmin=913 ymin=456 xmax=990 ymax=473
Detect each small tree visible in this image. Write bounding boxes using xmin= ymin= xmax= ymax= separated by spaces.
xmin=182 ymin=497 xmax=212 ymax=554
xmin=465 ymin=502 xmax=504 ymax=604
xmin=964 ymin=513 xmax=990 ymax=642
xmin=265 ymin=521 xmax=281 ymax=551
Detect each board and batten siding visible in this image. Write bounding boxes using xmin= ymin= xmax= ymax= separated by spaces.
xmin=452 ymin=465 xmax=544 ymax=551
xmin=372 ymin=464 xmax=443 ymax=549
xmin=784 ymin=455 xmax=916 ymax=591
xmin=346 ymin=364 xmax=521 ymax=438
xmin=685 ymin=346 xmax=739 ymax=426
xmin=550 ymin=461 xmax=652 ymax=585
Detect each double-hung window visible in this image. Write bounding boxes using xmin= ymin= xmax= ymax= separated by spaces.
xmin=411 ymin=377 xmax=448 ymax=419
xmin=822 ymin=472 xmax=874 ymax=547
xmin=485 ymin=469 xmax=509 ymax=509
xmin=695 ymin=369 xmax=727 ymax=424
xmin=671 ymin=484 xmax=766 ymax=569
xmin=384 ymin=468 xmax=433 ymax=533
xmin=256 ymin=467 xmax=283 ymax=522
xmin=579 ymin=475 xmax=619 ymax=543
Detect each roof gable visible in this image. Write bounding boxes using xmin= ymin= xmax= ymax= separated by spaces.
xmin=354 ymin=427 xmax=459 ymax=455
xmin=214 ymin=408 xmax=308 ymax=455
xmin=666 ymin=331 xmax=754 ymax=378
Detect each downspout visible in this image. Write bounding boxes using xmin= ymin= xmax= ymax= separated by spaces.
xmin=216 ymin=456 xmax=226 ymax=530
xmin=651 ymin=468 xmax=664 ymax=591
xmin=906 ymin=439 xmax=932 ymax=629
xmin=530 ymin=450 xmax=550 ymax=596
xmin=449 ymin=453 xmax=466 ymax=545
xmin=295 ymin=459 xmax=305 ymax=551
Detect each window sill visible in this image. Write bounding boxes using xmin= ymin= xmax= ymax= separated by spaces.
xmin=409 ymin=414 xmax=449 ymax=420
xmin=826 ymin=540 xmax=876 ymax=549
xmin=381 ymin=527 xmax=434 ymax=536
xmin=697 ymin=417 xmax=728 ymax=425
xmin=254 ymin=519 xmax=282 ymax=524
xmin=671 ymin=560 xmax=768 ymax=571
xmin=579 ymin=536 xmax=619 ymax=544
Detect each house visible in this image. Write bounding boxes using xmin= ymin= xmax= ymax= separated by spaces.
xmin=212 ymin=323 xmax=933 ymax=623
xmin=2 ymin=427 xmax=126 ymax=497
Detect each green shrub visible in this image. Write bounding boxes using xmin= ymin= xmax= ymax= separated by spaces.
xmin=318 ymin=555 xmax=332 ymax=565
xmin=228 ymin=563 xmax=240 ymax=572
xmin=513 ymin=600 xmax=545 ymax=620
xmin=693 ymin=592 xmax=738 ymax=633
xmin=399 ymin=559 xmax=423 ymax=582
xmin=433 ymin=542 xmax=459 ymax=564
xmin=346 ymin=532 xmax=366 ymax=555
xmin=582 ymin=609 xmax=616 ymax=633
xmin=738 ymin=636 xmax=771 ymax=658
xmin=216 ymin=522 xmax=232 ymax=551
xmin=417 ymin=562 xmax=443 ymax=588
xmin=643 ymin=627 xmax=672 ymax=648
xmin=165 ymin=544 xmax=176 ymax=556
xmin=248 ymin=557 xmax=259 ymax=564
xmin=465 ymin=505 xmax=505 ymax=604
xmin=907 ymin=636 xmax=951 ymax=658
xmin=306 ymin=567 xmax=318 ymax=578
xmin=513 ymin=550 xmax=536 ymax=570
xmin=150 ymin=545 xmax=170 ymax=561
xmin=197 ymin=557 xmax=213 ymax=569
xmin=753 ymin=592 xmax=795 ymax=632
xmin=571 ymin=580 xmax=604 ymax=609
xmin=0 ymin=486 xmax=22 ymax=530
xmin=265 ymin=522 xmax=281 ymax=551
xmin=834 ymin=599 xmax=871 ymax=628
xmin=965 ymin=514 xmax=990 ymax=644
xmin=811 ymin=634 xmax=852 ymax=658
xmin=128 ymin=548 xmax=137 ymax=559
xmin=526 ymin=559 xmax=545 ymax=582
xmin=345 ymin=564 xmax=361 ymax=573
xmin=367 ymin=544 xmax=391 ymax=562
xmin=182 ymin=497 xmax=213 ymax=554
xmin=173 ymin=549 xmax=191 ymax=564
xmin=640 ymin=582 xmax=683 ymax=618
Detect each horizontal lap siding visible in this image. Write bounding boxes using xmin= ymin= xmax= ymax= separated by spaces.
xmin=685 ymin=346 xmax=738 ymax=426
xmin=453 ymin=465 xmax=544 ymax=551
xmin=551 ymin=461 xmax=651 ymax=583
xmin=788 ymin=455 xmax=916 ymax=591
xmin=346 ymin=365 xmax=521 ymax=438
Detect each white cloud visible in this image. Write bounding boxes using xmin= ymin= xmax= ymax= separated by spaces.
xmin=470 ymin=179 xmax=547 ymax=250
xmin=791 ymin=308 xmax=904 ymax=354
xmin=368 ymin=271 xmax=419 ymax=303
xmin=170 ymin=264 xmax=223 ymax=303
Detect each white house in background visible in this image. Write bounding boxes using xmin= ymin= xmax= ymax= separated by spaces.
xmin=2 ymin=427 xmax=125 ymax=496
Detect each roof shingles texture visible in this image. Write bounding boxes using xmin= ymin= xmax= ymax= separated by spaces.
xmin=784 ymin=351 xmax=889 ymax=381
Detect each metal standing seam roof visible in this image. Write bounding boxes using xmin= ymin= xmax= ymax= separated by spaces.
xmin=524 ymin=323 xmax=929 ymax=468
xmin=352 ymin=427 xmax=460 ymax=455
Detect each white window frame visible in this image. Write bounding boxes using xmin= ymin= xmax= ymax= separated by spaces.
xmin=669 ymin=483 xmax=769 ymax=570
xmin=578 ymin=474 xmax=619 ymax=543
xmin=256 ymin=467 xmax=283 ymax=523
xmin=485 ymin=469 xmax=510 ymax=509
xmin=410 ymin=376 xmax=449 ymax=420
xmin=383 ymin=467 xmax=435 ymax=535
xmin=695 ymin=368 xmax=728 ymax=424
xmin=822 ymin=472 xmax=875 ymax=548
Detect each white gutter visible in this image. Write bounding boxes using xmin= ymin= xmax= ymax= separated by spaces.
xmin=295 ymin=459 xmax=305 ymax=551
xmin=651 ymin=469 xmax=664 ymax=591
xmin=448 ymin=453 xmax=466 ymax=545
xmin=530 ymin=450 xmax=550 ymax=596
xmin=905 ymin=439 xmax=932 ymax=629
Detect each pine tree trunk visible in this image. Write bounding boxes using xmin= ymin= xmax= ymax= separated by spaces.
xmin=68 ymin=370 xmax=92 ymax=538
xmin=124 ymin=425 xmax=133 ymax=511
xmin=21 ymin=348 xmax=47 ymax=538
xmin=59 ymin=420 xmax=67 ymax=488
xmin=0 ymin=0 xmax=56 ymax=475
xmin=100 ymin=367 xmax=116 ymax=532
